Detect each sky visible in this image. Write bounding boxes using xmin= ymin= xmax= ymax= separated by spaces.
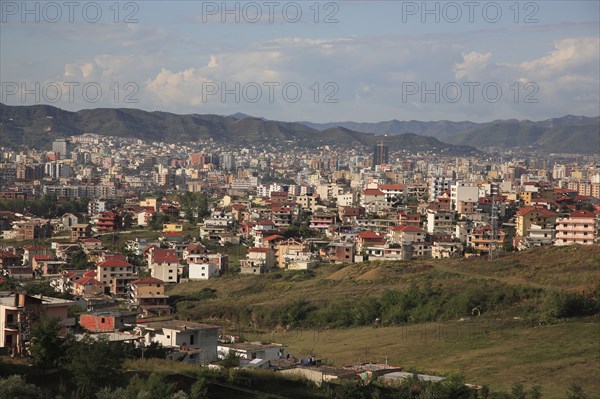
xmin=1 ymin=1 xmax=599 ymax=123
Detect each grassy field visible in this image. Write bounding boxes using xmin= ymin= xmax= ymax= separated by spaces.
xmin=167 ymin=245 xmax=600 ymax=315
xmin=165 ymin=246 xmax=600 ymax=397
xmin=276 ymin=319 xmax=599 ymax=398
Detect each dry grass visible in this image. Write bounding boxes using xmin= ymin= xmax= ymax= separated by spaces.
xmin=279 ymin=319 xmax=600 ymax=399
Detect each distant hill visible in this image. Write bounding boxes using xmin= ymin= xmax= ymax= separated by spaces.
xmin=302 ymin=115 xmax=600 ymax=153
xmin=0 ymin=104 xmax=477 ymax=155
xmin=301 ymin=119 xmax=479 ymax=141
xmin=449 ymin=119 xmax=600 ymax=153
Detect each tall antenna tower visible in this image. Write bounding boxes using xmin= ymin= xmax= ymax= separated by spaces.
xmin=489 ymin=195 xmax=498 ymax=261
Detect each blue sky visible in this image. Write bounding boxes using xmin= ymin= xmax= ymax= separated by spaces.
xmin=1 ymin=1 xmax=599 ymax=122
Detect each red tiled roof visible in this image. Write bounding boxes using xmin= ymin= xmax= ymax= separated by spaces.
xmin=132 ymin=276 xmax=164 ymax=285
xmin=256 ymin=220 xmax=275 ymax=225
xmin=162 ymin=231 xmax=183 ymax=237
xmin=33 ymin=255 xmax=53 ymax=261
xmin=75 ymin=276 xmax=103 ymax=286
xmin=363 ymin=189 xmax=384 ymax=195
xmin=379 ymin=184 xmax=405 ymax=191
xmin=97 ymin=259 xmax=133 ymax=268
xmin=153 ymin=255 xmax=179 ymax=263
xmin=0 ymin=251 xmax=20 ymax=259
xmin=516 ymin=206 xmax=558 ymax=218
xmin=83 ymin=270 xmax=97 ymax=277
xmin=357 ymin=231 xmax=382 ymax=239
xmin=24 ymin=246 xmax=46 ymax=251
xmin=264 ymin=234 xmax=283 ymax=242
xmin=569 ymin=210 xmax=597 ymax=219
xmin=103 ymin=254 xmax=128 ymax=262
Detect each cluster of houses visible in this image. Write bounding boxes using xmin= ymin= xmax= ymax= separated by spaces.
xmin=0 ymin=290 xmax=452 ymax=388
xmin=208 ymin=181 xmax=600 ymax=274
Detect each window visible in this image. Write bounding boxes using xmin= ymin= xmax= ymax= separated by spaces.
xmin=166 ymin=335 xmax=170 ymax=339
xmin=101 ymin=318 xmax=105 ymax=323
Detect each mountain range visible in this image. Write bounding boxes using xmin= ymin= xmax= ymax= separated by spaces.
xmin=0 ymin=104 xmax=476 ymax=155
xmin=1 ymin=103 xmax=597 ymax=154
xmin=300 ymin=115 xmax=600 ymax=154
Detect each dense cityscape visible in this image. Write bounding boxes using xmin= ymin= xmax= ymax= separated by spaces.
xmin=0 ymin=127 xmax=598 ymax=397
xmin=1 ymin=0 xmax=599 ymax=398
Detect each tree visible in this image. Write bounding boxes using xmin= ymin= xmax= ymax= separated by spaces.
xmin=125 ymin=374 xmax=177 ymax=399
xmin=528 ymin=385 xmax=542 ymax=399
xmin=29 ymin=316 xmax=66 ymax=370
xmin=511 ymin=383 xmax=526 ymax=399
xmin=70 ymin=248 xmax=94 ymax=269
xmin=190 ymin=378 xmax=208 ymax=399
xmin=65 ymin=335 xmax=126 ymax=398
xmin=0 ymin=375 xmax=48 ymax=399
xmin=221 ymin=350 xmax=241 ymax=369
xmin=95 ymin=387 xmax=128 ymax=399
xmin=566 ymin=383 xmax=588 ymax=399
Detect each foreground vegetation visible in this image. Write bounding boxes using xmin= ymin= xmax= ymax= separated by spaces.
xmin=166 ymin=246 xmax=600 ymax=397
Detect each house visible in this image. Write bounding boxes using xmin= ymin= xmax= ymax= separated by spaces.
xmin=361 ymin=189 xmax=387 ymax=213
xmin=338 ymin=206 xmax=365 ymax=224
xmin=240 ymin=248 xmax=275 ymax=274
xmin=397 ymin=212 xmax=421 ymax=227
xmin=189 ymin=263 xmax=220 ymax=280
xmin=468 ymin=225 xmax=506 ymax=254
xmin=0 ymin=251 xmax=21 ymax=268
xmin=275 ymin=238 xmax=308 ymax=268
xmin=161 ymin=231 xmax=184 ymax=243
xmin=282 ymin=249 xmax=316 ymax=270
xmin=79 ymin=311 xmax=138 ymax=332
xmin=72 ymin=276 xmax=104 ymax=297
xmin=309 ymin=213 xmax=337 ymax=235
xmin=130 ymin=277 xmax=170 ymax=317
xmin=23 ymin=246 xmax=52 ymax=266
xmin=62 ymin=212 xmax=84 ymax=231
xmin=387 ymin=225 xmax=429 ymax=258
xmin=0 ymin=293 xmax=74 ymax=355
xmin=387 ymin=225 xmax=425 ymax=245
xmin=355 ymin=231 xmax=386 ymax=254
xmin=95 ymin=211 xmax=122 ymax=232
xmin=218 ymin=342 xmax=286 ymax=361
xmin=426 ymin=209 xmax=455 ymax=234
xmin=71 ymin=223 xmax=92 ymax=242
xmin=31 ymin=255 xmax=54 ymax=271
xmin=555 ymin=210 xmax=599 ymax=246
xmin=148 ymin=249 xmax=179 ymax=283
xmin=96 ymin=259 xmax=136 ymax=297
xmin=50 ymin=271 xmax=82 ymax=294
xmin=163 ymin=223 xmax=183 ymax=233
xmin=81 ymin=238 xmax=103 ymax=251
xmin=327 ymin=242 xmax=355 ymax=263
xmin=378 ymin=184 xmax=407 ymax=204
xmin=431 ymin=242 xmax=462 ymax=259
xmin=135 ymin=320 xmax=219 ymax=364
xmin=183 ymin=244 xmax=208 ymax=263
xmin=515 ymin=206 xmax=558 ymax=238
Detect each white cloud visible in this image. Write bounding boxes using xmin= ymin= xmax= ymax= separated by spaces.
xmin=454 ymin=52 xmax=492 ymax=80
